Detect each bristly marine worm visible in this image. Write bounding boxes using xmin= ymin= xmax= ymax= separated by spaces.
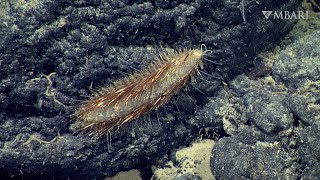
xmin=74 ymin=45 xmax=212 ymax=138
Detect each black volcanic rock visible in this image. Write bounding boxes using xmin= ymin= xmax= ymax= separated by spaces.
xmin=0 ymin=0 xmax=300 ymax=178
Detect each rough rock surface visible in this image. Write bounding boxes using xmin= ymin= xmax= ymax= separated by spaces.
xmin=210 ymin=29 xmax=320 ymax=179
xmin=0 ymin=0 xmax=300 ymax=179
xmin=152 ymin=140 xmax=214 ymax=180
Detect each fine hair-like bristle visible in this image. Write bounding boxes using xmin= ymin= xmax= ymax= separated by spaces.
xmin=74 ymin=48 xmax=205 ymax=137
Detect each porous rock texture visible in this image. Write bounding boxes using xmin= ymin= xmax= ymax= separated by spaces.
xmin=210 ymin=30 xmax=320 ymax=179
xmin=0 ymin=0 xmax=300 ymax=178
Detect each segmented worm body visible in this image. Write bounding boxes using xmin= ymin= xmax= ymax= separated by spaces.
xmin=75 ymin=47 xmax=206 ymax=137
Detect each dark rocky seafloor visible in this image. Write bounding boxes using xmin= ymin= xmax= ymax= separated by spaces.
xmin=210 ymin=19 xmax=320 ymax=180
xmin=0 ymin=0 xmax=308 ymax=179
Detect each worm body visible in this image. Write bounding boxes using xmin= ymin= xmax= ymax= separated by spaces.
xmin=75 ymin=48 xmax=205 ymax=137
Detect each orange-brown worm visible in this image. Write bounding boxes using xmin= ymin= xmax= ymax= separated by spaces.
xmin=74 ymin=47 xmax=206 ymax=137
